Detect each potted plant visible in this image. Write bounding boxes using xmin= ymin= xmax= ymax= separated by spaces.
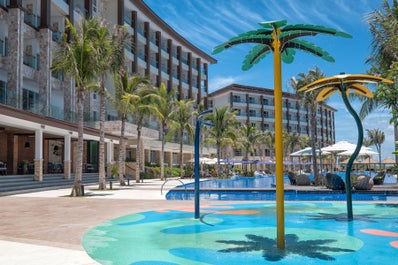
xmin=21 ymin=160 xmax=29 ymax=174
xmin=111 ymin=164 xmax=118 ymax=179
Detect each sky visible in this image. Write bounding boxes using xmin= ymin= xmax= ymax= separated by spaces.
xmin=144 ymin=0 xmax=395 ymax=160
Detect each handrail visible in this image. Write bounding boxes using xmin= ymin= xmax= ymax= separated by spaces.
xmin=161 ymin=178 xmax=186 ymax=195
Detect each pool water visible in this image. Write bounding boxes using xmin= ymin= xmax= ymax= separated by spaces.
xmin=83 ymin=202 xmax=398 ymax=265
xmin=165 ymin=175 xmax=398 ymax=201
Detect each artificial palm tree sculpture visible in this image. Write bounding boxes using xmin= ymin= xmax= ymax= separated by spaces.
xmin=213 ymin=19 xmax=351 ymax=249
xmin=298 ymin=73 xmax=393 ymax=221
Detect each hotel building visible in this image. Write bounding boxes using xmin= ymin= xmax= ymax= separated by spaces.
xmin=208 ymin=84 xmax=336 ymax=158
xmin=0 ymin=0 xmax=216 ymax=180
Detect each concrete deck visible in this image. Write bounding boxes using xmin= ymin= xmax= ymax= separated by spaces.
xmin=0 ymin=179 xmax=192 ymax=265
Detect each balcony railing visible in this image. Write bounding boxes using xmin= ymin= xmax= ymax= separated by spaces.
xmin=24 ymin=13 xmax=41 ymax=28
xmin=0 ymin=39 xmax=7 ymax=56
xmin=23 ymin=53 xmax=40 ymax=70
xmin=52 ymin=31 xmax=62 ymax=41
xmin=0 ymin=0 xmax=10 ymax=8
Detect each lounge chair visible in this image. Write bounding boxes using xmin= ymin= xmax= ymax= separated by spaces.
xmin=325 ymin=173 xmax=345 ymax=191
xmin=295 ymin=174 xmax=311 ymax=186
xmin=353 ymin=175 xmax=374 ymax=190
xmin=287 ymin=171 xmax=297 ymax=185
xmin=373 ymin=171 xmax=386 ymax=185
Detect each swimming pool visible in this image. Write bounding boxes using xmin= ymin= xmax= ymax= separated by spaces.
xmin=83 ymin=202 xmax=398 ymax=264
xmin=166 ymin=175 xmax=398 ymax=201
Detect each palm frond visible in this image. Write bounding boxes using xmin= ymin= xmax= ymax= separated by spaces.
xmin=242 ymin=45 xmax=271 ymax=70
xmin=285 ymin=39 xmax=335 ymax=62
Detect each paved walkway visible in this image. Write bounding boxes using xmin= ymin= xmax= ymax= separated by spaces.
xmin=0 ymin=178 xmax=193 ymax=265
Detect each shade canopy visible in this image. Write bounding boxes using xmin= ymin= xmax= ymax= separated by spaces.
xmin=290 ymin=147 xmax=330 ymax=157
xmin=338 ymin=146 xmax=378 ymax=156
xmin=381 ymin=157 xmax=396 ymax=164
xmin=321 ymin=141 xmax=357 ymax=152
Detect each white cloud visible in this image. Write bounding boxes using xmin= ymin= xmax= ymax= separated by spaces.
xmin=209 ymin=76 xmax=237 ymax=92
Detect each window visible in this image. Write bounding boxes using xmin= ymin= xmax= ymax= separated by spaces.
xmin=233 ymin=95 xmax=240 ymax=103
xmin=22 ymin=88 xmax=39 ymax=112
xmin=150 ymin=151 xmax=156 ymax=163
xmin=0 ymin=81 xmax=6 ymax=104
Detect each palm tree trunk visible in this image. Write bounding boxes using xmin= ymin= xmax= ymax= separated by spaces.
xmin=71 ymin=90 xmax=84 ymax=196
xmin=135 ymin=121 xmax=142 ymax=183
xmin=217 ymin=141 xmax=221 ymax=176
xmin=179 ymin=127 xmax=184 ymax=178
xmin=160 ymin=123 xmax=165 ymax=180
xmin=98 ymin=80 xmax=106 ymax=190
xmin=395 ymin=123 xmax=398 ymax=163
xmin=310 ymin=106 xmax=319 ymax=177
xmin=118 ymin=117 xmax=126 ymax=185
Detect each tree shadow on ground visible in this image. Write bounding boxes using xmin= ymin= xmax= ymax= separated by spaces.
xmin=217 ymin=234 xmax=354 ymax=261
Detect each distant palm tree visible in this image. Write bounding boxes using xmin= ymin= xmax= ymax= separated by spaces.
xmin=93 ymin=21 xmax=128 ymax=190
xmin=291 ymin=66 xmax=327 ymax=177
xmin=153 ymin=83 xmax=176 ymax=180
xmin=366 ymin=128 xmax=385 ymax=167
xmin=52 ymin=18 xmax=101 ymax=196
xmin=263 ymin=130 xmax=276 ymax=160
xmin=168 ymin=99 xmax=196 ymax=178
xmin=129 ymin=86 xmax=159 ymax=183
xmin=203 ymin=106 xmax=237 ymax=175
xmin=112 ymin=73 xmax=150 ymax=184
xmin=235 ymin=125 xmax=265 ymax=174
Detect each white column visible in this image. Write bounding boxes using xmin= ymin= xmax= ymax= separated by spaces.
xmin=34 ymin=128 xmax=43 ymax=181
xmin=107 ymin=141 xmax=113 ymax=163
xmin=106 ymin=141 xmax=114 ymax=178
xmin=64 ymin=133 xmax=72 ymax=179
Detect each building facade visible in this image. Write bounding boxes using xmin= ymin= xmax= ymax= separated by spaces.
xmin=208 ymin=84 xmax=336 ymax=157
xmin=0 ymin=0 xmax=216 ymax=180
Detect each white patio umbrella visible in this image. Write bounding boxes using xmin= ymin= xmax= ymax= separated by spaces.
xmin=321 ymin=141 xmax=358 ymax=171
xmin=290 ymin=147 xmax=329 ymax=157
xmin=321 ymin=141 xmax=357 ymax=152
xmin=338 ymin=146 xmax=378 ymax=156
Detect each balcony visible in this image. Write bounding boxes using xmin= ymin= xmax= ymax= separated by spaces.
xmin=23 ymin=53 xmax=39 ymax=70
xmin=24 ymin=13 xmax=41 ymax=28
xmin=52 ymin=31 xmax=62 ymax=41
xmin=0 ymin=0 xmax=9 ymax=8
xmin=0 ymin=38 xmax=7 ymax=56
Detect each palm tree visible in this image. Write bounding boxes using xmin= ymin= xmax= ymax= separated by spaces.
xmin=213 ymin=20 xmax=351 ymax=248
xmin=263 ymin=130 xmax=276 ymax=160
xmin=291 ymin=66 xmax=327 ymax=177
xmin=127 ymin=85 xmax=158 ymax=183
xmin=284 ymin=132 xmax=301 ymax=167
xmin=203 ymin=106 xmax=237 ymax=175
xmin=112 ymin=72 xmax=150 ymax=185
xmin=168 ymin=99 xmax=196 ymax=178
xmin=366 ymin=128 xmax=385 ymax=167
xmin=153 ymin=83 xmax=176 ymax=180
xmin=235 ymin=125 xmax=265 ymax=174
xmin=92 ymin=21 xmax=128 ymax=190
xmin=362 ymin=0 xmax=398 ymax=161
xmin=52 ymin=18 xmax=101 ymax=196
